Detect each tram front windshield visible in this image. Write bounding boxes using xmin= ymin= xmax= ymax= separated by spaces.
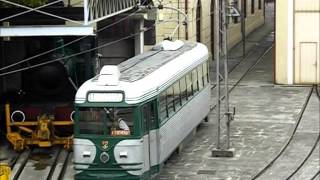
xmin=77 ymin=107 xmax=134 ymax=136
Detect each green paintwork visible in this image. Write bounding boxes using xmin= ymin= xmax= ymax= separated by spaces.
xmin=74 ymin=60 xmax=210 ymax=179
xmin=74 ymin=98 xmax=159 ymax=180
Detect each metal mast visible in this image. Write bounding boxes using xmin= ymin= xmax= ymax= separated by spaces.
xmin=212 ymin=0 xmax=236 ymax=157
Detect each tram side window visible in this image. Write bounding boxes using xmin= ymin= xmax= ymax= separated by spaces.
xmin=166 ymin=86 xmax=175 ymax=117
xmin=186 ymin=73 xmax=193 ymax=99
xmin=143 ymin=105 xmax=149 ymax=134
xmin=203 ymin=62 xmax=209 ymax=85
xmin=142 ymin=102 xmax=156 ymax=134
xmin=192 ymin=69 xmax=199 ymax=94
xmin=173 ymin=81 xmax=181 ymax=111
xmin=197 ymin=65 xmax=204 ymax=90
xmin=150 ymin=102 xmax=156 ymax=129
xmin=78 ymin=107 xmax=105 ymax=135
xmin=159 ymin=91 xmax=167 ymax=121
xmin=179 ymin=77 xmax=187 ymax=105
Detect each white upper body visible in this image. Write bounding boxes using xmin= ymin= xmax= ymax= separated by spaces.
xmin=75 ymin=40 xmax=209 ymax=105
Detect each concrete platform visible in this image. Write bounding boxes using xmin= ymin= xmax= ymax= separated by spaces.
xmin=156 ymin=3 xmax=319 ymax=179
xmin=156 ymin=45 xmax=318 ymax=180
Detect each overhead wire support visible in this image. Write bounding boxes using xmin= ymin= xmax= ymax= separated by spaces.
xmin=0 ymin=0 xmax=63 ymax=22
xmin=0 ymin=1 xmax=151 ymax=72
xmin=140 ymin=3 xmax=189 ymax=40
xmin=0 ymin=0 xmax=83 ymax=25
xmin=0 ymin=18 xmax=171 ymax=77
xmin=0 ymin=0 xmax=164 ymax=72
xmin=211 ymin=0 xmax=236 ymax=158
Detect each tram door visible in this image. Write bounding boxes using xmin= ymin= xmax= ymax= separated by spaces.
xmin=142 ymin=102 xmax=152 ymax=173
xmin=142 ymin=101 xmax=158 ymax=174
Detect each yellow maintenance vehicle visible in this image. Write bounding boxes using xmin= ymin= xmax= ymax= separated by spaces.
xmin=0 ymin=163 xmax=10 ymax=180
xmin=5 ymin=103 xmax=73 ymax=151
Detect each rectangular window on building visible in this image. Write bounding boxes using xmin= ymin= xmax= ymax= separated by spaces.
xmin=244 ymin=0 xmax=247 ymax=18
xmin=232 ymin=0 xmax=239 ymax=23
xmin=258 ymin=0 xmax=262 ymax=10
xmin=251 ymin=0 xmax=255 ymax=14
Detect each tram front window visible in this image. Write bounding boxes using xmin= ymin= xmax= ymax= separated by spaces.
xmin=77 ymin=107 xmax=134 ymax=136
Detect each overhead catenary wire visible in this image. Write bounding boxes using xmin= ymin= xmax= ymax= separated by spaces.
xmin=0 ymin=0 xmax=83 ymax=25
xmin=0 ymin=0 xmax=63 ymax=22
xmin=0 ymin=5 xmax=238 ymax=77
xmin=0 ymin=0 xmax=162 ymax=72
xmin=0 ymin=1 xmax=243 ymax=75
xmin=0 ymin=19 xmax=170 ymax=77
xmin=250 ymin=86 xmax=315 ymax=180
xmin=0 ymin=1 xmax=220 ymax=73
xmin=0 ymin=2 xmax=145 ymax=71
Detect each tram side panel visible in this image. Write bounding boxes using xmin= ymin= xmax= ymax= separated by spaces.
xmin=158 ymin=85 xmax=210 ymax=163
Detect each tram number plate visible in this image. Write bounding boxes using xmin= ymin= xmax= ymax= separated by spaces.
xmin=111 ymin=130 xmax=130 ymax=136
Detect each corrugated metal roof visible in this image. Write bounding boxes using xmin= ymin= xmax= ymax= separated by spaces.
xmin=118 ymin=42 xmax=196 ymax=82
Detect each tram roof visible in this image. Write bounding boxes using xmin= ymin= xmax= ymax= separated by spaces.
xmin=75 ymin=40 xmax=209 ymax=104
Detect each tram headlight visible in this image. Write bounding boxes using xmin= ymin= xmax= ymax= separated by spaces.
xmin=100 ymin=152 xmax=110 ymax=163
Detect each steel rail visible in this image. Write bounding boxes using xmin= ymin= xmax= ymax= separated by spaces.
xmin=310 ymin=170 xmax=320 ymax=180
xmin=12 ymin=149 xmax=32 ymax=180
xmin=210 ymin=43 xmax=274 ymax=110
xmin=57 ymin=151 xmax=71 ymax=180
xmin=250 ymin=86 xmax=315 ymax=180
xmin=46 ymin=147 xmax=63 ymax=180
xmin=286 ymin=136 xmax=319 ymax=179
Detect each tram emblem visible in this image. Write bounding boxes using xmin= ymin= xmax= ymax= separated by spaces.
xmin=102 ymin=140 xmax=109 ymax=150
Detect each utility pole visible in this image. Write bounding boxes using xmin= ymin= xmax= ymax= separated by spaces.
xmin=212 ymin=0 xmax=237 ymax=158
xmin=241 ymin=0 xmax=246 ymax=57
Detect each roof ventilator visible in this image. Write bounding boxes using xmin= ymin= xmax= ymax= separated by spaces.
xmin=152 ymin=40 xmax=184 ymax=51
xmin=97 ymin=65 xmax=120 ymax=86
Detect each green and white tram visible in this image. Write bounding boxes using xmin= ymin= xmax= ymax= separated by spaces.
xmin=73 ymin=40 xmax=211 ymax=179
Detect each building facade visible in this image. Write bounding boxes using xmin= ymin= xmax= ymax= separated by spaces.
xmin=275 ymin=0 xmax=320 ymax=84
xmin=150 ymin=0 xmax=265 ymax=57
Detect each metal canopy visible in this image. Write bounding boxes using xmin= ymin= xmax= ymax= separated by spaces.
xmin=84 ymin=0 xmax=139 ymax=25
xmin=0 ymin=25 xmax=94 ymax=37
xmin=0 ymin=0 xmax=140 ymax=25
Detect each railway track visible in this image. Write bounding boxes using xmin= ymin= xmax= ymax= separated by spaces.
xmin=250 ymin=85 xmax=320 ymax=180
xmin=210 ymin=35 xmax=274 ymax=110
xmin=11 ymin=149 xmax=32 ymax=180
xmin=209 ymin=36 xmax=319 ymax=179
xmin=10 ymin=146 xmax=71 ymax=180
xmin=311 ymin=170 xmax=320 ymax=180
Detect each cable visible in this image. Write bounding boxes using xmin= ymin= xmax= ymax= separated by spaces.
xmin=0 ymin=0 xmax=82 ymax=25
xmin=0 ymin=0 xmax=150 ymax=72
xmin=0 ymin=0 xmax=166 ymax=72
xmin=0 ymin=19 xmax=171 ymax=77
xmin=0 ymin=1 xmax=243 ymax=74
xmin=0 ymin=0 xmax=63 ymax=22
